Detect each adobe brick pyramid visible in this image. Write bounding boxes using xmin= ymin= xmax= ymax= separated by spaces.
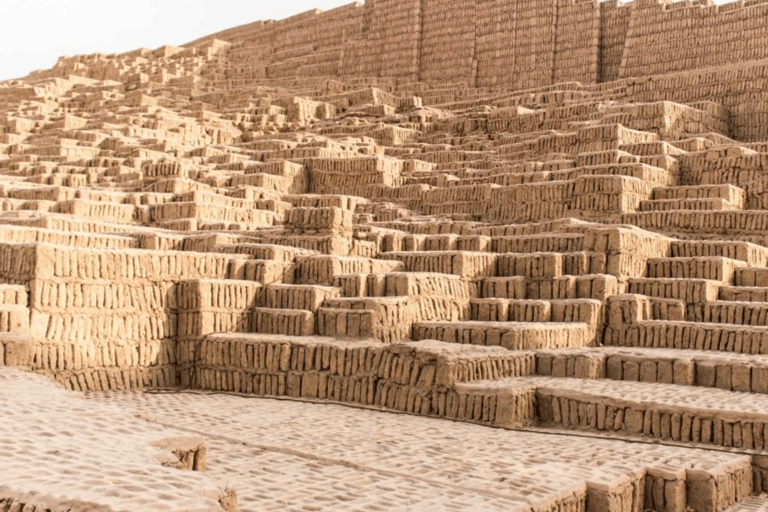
xmin=5 ymin=0 xmax=768 ymax=510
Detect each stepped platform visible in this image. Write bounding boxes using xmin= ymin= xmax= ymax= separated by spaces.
xmin=529 ymin=375 xmax=768 ymax=449
xmin=8 ymin=0 xmax=768 ymax=508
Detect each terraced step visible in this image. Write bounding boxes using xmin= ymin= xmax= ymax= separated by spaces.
xmin=490 ymin=233 xmax=584 ymax=254
xmin=470 ymin=298 xmax=604 ymax=326
xmin=0 ymin=305 xmax=29 ymax=334
xmin=606 ymin=294 xmax=687 ymax=325
xmin=319 ymin=295 xmax=419 ymax=342
xmin=253 ymin=307 xmax=314 ymax=336
xmin=533 ymin=376 xmax=768 ymax=453
xmin=670 ymin=240 xmax=768 ymax=267
xmin=535 ymin=347 xmax=768 ymax=394
xmin=0 ymin=333 xmax=31 ymax=366
xmin=382 ymin=251 xmax=608 ymax=280
xmin=261 ymin=283 xmax=341 ymax=311
xmin=725 ymin=496 xmax=768 ymax=512
xmin=216 ymin=242 xmax=316 ymax=263
xmin=628 ymin=278 xmax=721 ymax=302
xmin=470 ymin=298 xmax=551 ymax=322
xmin=295 ymin=255 xmax=403 ymax=285
xmin=616 ymin=320 xmax=768 ymax=355
xmin=701 ymin=301 xmax=768 ymax=327
xmin=735 ymin=268 xmax=768 ymax=287
xmin=0 ymin=284 xmax=27 ymax=306
xmin=412 ymin=321 xmax=591 ymax=350
xmin=380 ymin=251 xmax=498 ymax=279
xmin=645 ymin=256 xmax=740 ymax=282
xmin=652 ymin=184 xmax=746 ymax=204
xmin=639 ymin=197 xmax=741 ymax=211
xmin=479 ymin=277 xmax=527 ymax=299
xmin=721 ymin=286 xmax=768 ymax=302
xmin=316 ymin=307 xmax=376 ymax=339
xmin=333 ymin=272 xmax=472 ymax=302
xmin=479 ymin=274 xmax=620 ymax=301
xmin=458 ymin=378 xmax=756 ymax=508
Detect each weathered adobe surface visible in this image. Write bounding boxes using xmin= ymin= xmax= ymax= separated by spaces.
xmin=5 ymin=0 xmax=768 ymax=509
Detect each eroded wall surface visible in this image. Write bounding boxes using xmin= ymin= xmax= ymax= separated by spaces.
xmin=179 ymin=0 xmax=768 ymax=88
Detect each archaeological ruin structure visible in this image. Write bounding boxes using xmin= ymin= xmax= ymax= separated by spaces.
xmin=6 ymin=0 xmax=768 ymax=509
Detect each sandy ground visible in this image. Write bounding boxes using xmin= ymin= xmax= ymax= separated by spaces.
xmin=0 ymin=368 xmax=228 ymax=512
xmin=88 ymin=385 xmax=752 ymax=511
xmin=0 ymin=366 xmax=760 ymax=512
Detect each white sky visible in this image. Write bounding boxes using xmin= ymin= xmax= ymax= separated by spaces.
xmin=0 ymin=0 xmax=353 ymax=80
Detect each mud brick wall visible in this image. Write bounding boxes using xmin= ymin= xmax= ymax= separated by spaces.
xmin=142 ymin=161 xmax=187 ymax=180
xmin=419 ymin=0 xmax=477 ymax=84
xmin=255 ymin=307 xmax=315 ymax=337
xmin=0 ymin=242 xmax=254 ymax=391
xmin=177 ymin=279 xmax=263 ymax=384
xmin=413 ymin=321 xmax=591 ymax=350
xmin=400 ymin=273 xmax=474 ymax=323
xmin=191 ymin=334 xmax=538 ymax=426
xmin=573 ymin=175 xmax=654 ymax=220
xmin=53 ymin=199 xmax=136 ymax=223
xmin=261 ymin=233 xmax=353 ymax=257
xmin=339 ymin=0 xmax=422 ymax=80
xmin=209 ymin=4 xmax=365 ymax=80
xmin=490 ymin=234 xmax=584 ymax=253
xmin=622 ymin=211 xmax=768 ymax=238
xmin=28 ymin=284 xmax=177 ymax=388
xmin=0 ymin=306 xmax=28 ymax=334
xmin=423 ymin=185 xmax=495 ymax=218
xmin=0 ymin=284 xmax=28 ymax=306
xmin=308 ymin=157 xmax=403 ymax=195
xmin=149 ymin=202 xmax=276 ymax=228
xmin=0 ymin=333 xmax=31 ymax=367
xmin=176 ymin=279 xmax=262 ymax=339
xmin=622 ymin=321 xmax=768 ymax=356
xmin=536 ymin=383 xmax=762 ymax=470
xmin=553 ymin=0 xmax=600 ymax=85
xmin=670 ymin=240 xmax=768 ymax=267
xmin=283 ymin=207 xmax=353 ymax=236
xmin=324 ymin=272 xmax=475 ymax=342
xmin=261 ymin=284 xmax=341 ymax=312
xmin=583 ymin=227 xmax=672 ymax=281
xmin=486 ymin=182 xmax=575 ymax=224
xmin=511 ymin=0 xmax=557 ymax=90
xmin=601 ymin=102 xmax=729 ymax=141
xmin=0 ymin=225 xmax=139 ymax=249
xmin=0 ymin=244 xmax=44 ymax=285
xmin=398 ymin=234 xmax=490 ymax=253
xmin=317 ymin=301 xmax=387 ymax=340
xmin=182 ymin=0 xmax=768 ymax=98
xmin=685 ymin=152 xmax=768 ymax=210
xmin=216 ymin=243 xmax=316 ymax=263
xmin=0 ymin=499 xmax=68 ymax=512
xmin=235 ymin=161 xmax=308 ymax=195
xmin=615 ymin=61 xmax=768 ymax=142
xmin=496 ymin=252 xmax=598 ymax=278
xmin=604 ymin=294 xmax=687 ymax=345
xmin=619 ymin=0 xmax=768 ymax=80
xmin=542 ymin=348 xmax=768 ymax=397
xmin=363 ymin=0 xmax=422 ymax=80
xmin=381 ymin=251 xmax=498 ymax=280
xmin=296 ymin=255 xmax=402 ymax=285
xmin=473 ymin=0 xmax=516 ymax=88
xmin=599 ymin=0 xmax=630 ymax=82
xmin=181 ymin=0 xmax=603 ymax=88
